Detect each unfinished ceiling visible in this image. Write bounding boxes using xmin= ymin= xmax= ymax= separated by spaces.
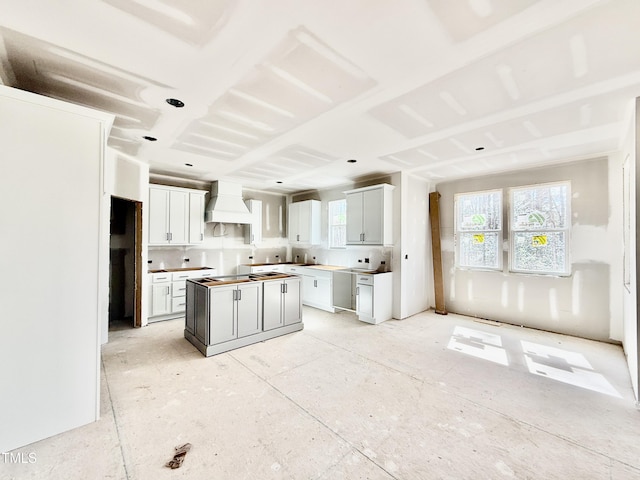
xmin=1 ymin=0 xmax=639 ymax=193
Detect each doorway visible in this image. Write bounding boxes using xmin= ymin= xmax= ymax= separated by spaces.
xmin=109 ymin=196 xmax=143 ymax=330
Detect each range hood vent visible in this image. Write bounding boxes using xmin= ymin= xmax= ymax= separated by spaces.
xmin=205 ymin=181 xmax=252 ymax=224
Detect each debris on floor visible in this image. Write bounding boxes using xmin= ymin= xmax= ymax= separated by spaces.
xmin=164 ymin=443 xmax=192 ymax=469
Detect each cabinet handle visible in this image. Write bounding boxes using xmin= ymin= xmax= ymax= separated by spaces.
xmin=232 ymin=290 xmax=237 ymax=301
xmin=201 ymin=233 xmax=203 ymax=241
xmin=170 ymin=232 xmax=173 ymax=241
xmin=237 ymin=289 xmax=242 ymax=301
xmin=356 ymin=286 xmax=359 ymax=296
xmin=314 ymin=279 xmax=317 ymax=288
xmin=297 ymin=234 xmax=300 ymax=241
xmin=166 ymin=232 xmax=170 ymax=241
xmin=285 ymin=283 xmax=288 ymax=294
xmin=167 ymin=286 xmax=170 ymax=294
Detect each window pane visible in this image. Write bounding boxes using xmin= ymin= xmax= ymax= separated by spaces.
xmin=512 ymin=231 xmax=567 ymax=273
xmin=457 ymin=190 xmax=501 ymax=231
xmin=328 ymin=199 xmax=347 ymax=248
xmin=330 ymin=225 xmax=346 ymax=248
xmin=458 ymin=232 xmax=501 ymax=269
xmin=512 ymin=184 xmax=568 ymax=230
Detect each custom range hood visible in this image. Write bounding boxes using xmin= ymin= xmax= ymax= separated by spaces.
xmin=204 ymin=181 xmax=252 ymax=224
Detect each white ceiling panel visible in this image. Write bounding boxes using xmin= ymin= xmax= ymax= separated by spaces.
xmin=1 ymin=0 xmax=639 ymax=192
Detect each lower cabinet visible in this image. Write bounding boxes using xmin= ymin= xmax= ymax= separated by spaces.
xmin=355 ymin=272 xmax=393 ymax=324
xmin=209 ymin=282 xmax=262 ymax=344
xmin=148 ymin=268 xmax=216 ymax=322
xmin=285 ymin=266 xmax=334 ymax=313
xmin=185 ymin=276 xmax=304 ymax=357
xmin=263 ymin=277 xmax=301 ymax=331
xmin=151 ymin=283 xmax=172 ymax=316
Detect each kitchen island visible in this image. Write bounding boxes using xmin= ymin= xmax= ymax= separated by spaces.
xmin=185 ymin=272 xmax=302 ymax=357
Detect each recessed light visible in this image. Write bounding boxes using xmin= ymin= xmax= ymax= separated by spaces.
xmin=143 ymin=135 xmax=157 ymax=141
xmin=475 ymin=146 xmax=485 ymax=151
xmin=185 ymin=163 xmax=193 ymax=167
xmin=347 ymin=159 xmax=357 ymax=163
xmin=166 ymin=98 xmax=185 ymax=108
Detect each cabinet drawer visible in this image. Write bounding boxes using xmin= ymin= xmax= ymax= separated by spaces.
xmin=152 ymin=273 xmax=171 ymax=283
xmin=172 ymin=296 xmax=187 ymax=312
xmin=172 ymin=272 xmax=191 ymax=281
xmin=172 ymin=281 xmax=187 ymax=297
xmin=356 ymin=275 xmax=373 ymax=285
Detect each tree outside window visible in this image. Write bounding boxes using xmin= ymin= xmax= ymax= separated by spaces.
xmin=454 ymin=189 xmax=502 ymax=270
xmin=509 ymin=181 xmax=571 ymax=276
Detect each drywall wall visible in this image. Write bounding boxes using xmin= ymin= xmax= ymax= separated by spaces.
xmin=0 ymin=86 xmax=112 ymax=452
xmin=621 ymin=98 xmax=639 ymax=398
xmin=437 ymin=157 xmax=621 ymax=343
xmin=398 ymin=173 xmax=432 ymax=319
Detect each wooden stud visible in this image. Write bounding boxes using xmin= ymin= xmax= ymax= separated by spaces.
xmin=429 ymin=191 xmax=447 ymax=315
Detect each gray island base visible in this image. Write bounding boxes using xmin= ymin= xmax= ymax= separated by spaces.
xmin=185 ymin=272 xmax=303 ymax=357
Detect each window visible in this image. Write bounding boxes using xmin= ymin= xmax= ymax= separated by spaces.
xmin=454 ymin=189 xmax=502 ymax=270
xmin=328 ymin=199 xmax=346 ymax=248
xmin=509 ymin=181 xmax=571 ymax=275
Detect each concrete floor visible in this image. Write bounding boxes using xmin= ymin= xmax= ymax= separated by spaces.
xmin=3 ymin=308 xmax=639 ymax=479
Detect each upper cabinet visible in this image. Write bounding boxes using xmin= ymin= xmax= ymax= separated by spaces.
xmin=149 ymin=185 xmax=206 ymax=245
xmin=188 ymin=191 xmax=206 ymax=244
xmin=288 ymin=200 xmax=321 ymax=245
xmin=244 ymin=199 xmax=262 ymax=245
xmin=345 ymin=184 xmax=395 ymax=246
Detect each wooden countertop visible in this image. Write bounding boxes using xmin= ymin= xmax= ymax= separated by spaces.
xmin=149 ymin=266 xmax=215 ymax=274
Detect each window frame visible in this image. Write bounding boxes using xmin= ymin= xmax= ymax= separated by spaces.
xmin=508 ymin=180 xmax=571 ymax=276
xmin=328 ymin=198 xmax=347 ymax=249
xmin=454 ymin=188 xmax=503 ymax=271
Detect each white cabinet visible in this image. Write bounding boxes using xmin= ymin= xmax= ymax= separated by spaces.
xmin=355 ymin=272 xmax=393 ymax=324
xmin=285 ymin=265 xmax=334 ymax=313
xmin=148 ymin=185 xmax=206 ymax=245
xmin=148 ymin=268 xmax=215 ymax=322
xmin=288 ymin=200 xmax=321 ymax=245
xmin=237 ymin=264 xmax=285 ymax=275
xmin=345 ymin=184 xmax=394 ymax=246
xmin=189 ymin=191 xmax=206 ymax=244
xmin=244 ymin=199 xmax=262 ymax=245
xmin=263 ymin=277 xmax=301 ymax=331
xmin=208 ymin=282 xmax=262 ymax=344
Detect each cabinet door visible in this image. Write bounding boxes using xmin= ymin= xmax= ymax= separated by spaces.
xmin=189 ymin=192 xmax=205 ymax=244
xmin=263 ymin=281 xmax=283 ymax=331
xmin=236 ymin=282 xmax=262 ymax=337
xmin=346 ymin=192 xmax=364 ymax=244
xmin=244 ymin=199 xmax=262 ymax=245
xmin=288 ymin=202 xmax=300 ymax=243
xmin=315 ymin=276 xmax=332 ymax=309
xmin=356 ymin=284 xmax=374 ymax=318
xmin=151 ymin=283 xmax=171 ymax=315
xmin=193 ymin=285 xmax=209 ymax=342
xmin=185 ymin=282 xmax=196 ymax=335
xmin=283 ymin=278 xmax=301 ymax=325
xmin=362 ymin=188 xmax=383 ymax=244
xmin=149 ymin=188 xmax=170 ymax=244
xmin=302 ymin=275 xmax=316 ymax=305
xmin=209 ymin=286 xmax=237 ymax=345
xmin=297 ymin=201 xmax=312 ymax=243
xmin=169 ymin=190 xmax=189 ymax=244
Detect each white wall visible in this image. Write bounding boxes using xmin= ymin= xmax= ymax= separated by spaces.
xmin=0 ymin=86 xmax=112 ymax=452
xmin=398 ymin=173 xmax=432 ymax=319
xmin=621 ymin=99 xmax=638 ymax=399
xmin=437 ymin=157 xmax=621 ymax=343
